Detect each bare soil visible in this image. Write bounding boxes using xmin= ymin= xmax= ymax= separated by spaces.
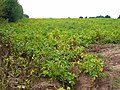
xmin=30 ymin=78 xmax=62 ymax=90
xmin=88 ymin=44 xmax=120 ymax=90
xmin=75 ymin=44 xmax=120 ymax=90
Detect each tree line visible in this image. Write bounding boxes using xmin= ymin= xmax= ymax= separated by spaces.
xmin=79 ymin=15 xmax=120 ymax=19
xmin=0 ymin=0 xmax=29 ymax=22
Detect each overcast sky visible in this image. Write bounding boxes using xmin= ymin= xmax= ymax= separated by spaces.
xmin=18 ymin=0 xmax=120 ymax=18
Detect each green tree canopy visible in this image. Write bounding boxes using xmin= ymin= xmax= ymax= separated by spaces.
xmin=105 ymin=15 xmax=111 ymax=18
xmin=0 ymin=0 xmax=5 ymax=17
xmin=3 ymin=0 xmax=24 ymax=22
xmin=118 ymin=15 xmax=120 ymax=19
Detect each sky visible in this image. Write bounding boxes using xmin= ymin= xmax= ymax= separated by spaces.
xmin=18 ymin=0 xmax=120 ymax=18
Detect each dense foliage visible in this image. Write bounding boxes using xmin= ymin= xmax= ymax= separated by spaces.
xmin=0 ymin=0 xmax=23 ymax=22
xmin=23 ymin=14 xmax=29 ymax=18
xmin=0 ymin=0 xmax=5 ymax=17
xmin=89 ymin=15 xmax=111 ymax=18
xmin=0 ymin=18 xmax=120 ymax=89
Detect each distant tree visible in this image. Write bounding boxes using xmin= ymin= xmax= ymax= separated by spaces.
xmin=23 ymin=14 xmax=29 ymax=18
xmin=89 ymin=17 xmax=95 ymax=18
xmin=79 ymin=16 xmax=83 ymax=18
xmin=68 ymin=17 xmax=71 ymax=19
xmin=49 ymin=17 xmax=53 ymax=19
xmin=3 ymin=0 xmax=23 ymax=22
xmin=96 ymin=15 xmax=104 ymax=18
xmin=118 ymin=15 xmax=120 ymax=19
xmin=105 ymin=15 xmax=111 ymax=18
xmin=85 ymin=16 xmax=87 ymax=18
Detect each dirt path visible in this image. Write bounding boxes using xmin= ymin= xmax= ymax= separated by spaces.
xmin=89 ymin=44 xmax=120 ymax=90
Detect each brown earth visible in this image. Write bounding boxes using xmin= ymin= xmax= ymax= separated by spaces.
xmin=30 ymin=78 xmax=62 ymax=90
xmin=87 ymin=44 xmax=120 ymax=90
